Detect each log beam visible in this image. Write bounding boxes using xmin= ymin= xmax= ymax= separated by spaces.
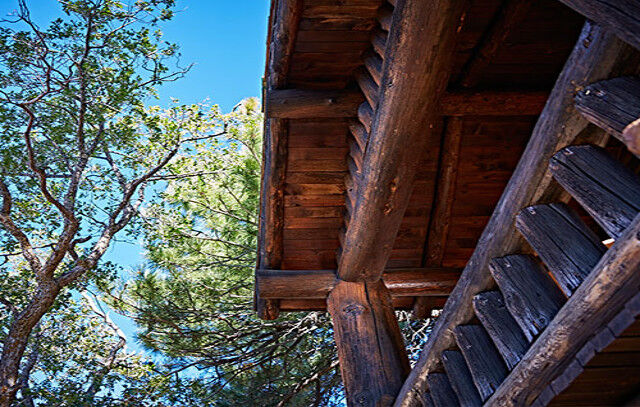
xmin=395 ymin=22 xmax=631 ymax=406
xmin=266 ymin=89 xmax=548 ymax=119
xmin=328 ymin=280 xmax=410 ymax=406
xmin=256 ymin=0 xmax=302 ymax=320
xmin=256 ymin=267 xmax=461 ymax=299
xmin=337 ymin=0 xmax=466 ymax=282
xmin=558 ymin=0 xmax=640 ymax=50
xmin=265 ymin=88 xmax=364 ymax=119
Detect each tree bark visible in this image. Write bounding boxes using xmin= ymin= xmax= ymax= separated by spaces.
xmin=0 ymin=281 xmax=60 ymax=407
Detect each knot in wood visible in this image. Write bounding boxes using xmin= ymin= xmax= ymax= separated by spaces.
xmin=354 ymin=390 xmax=372 ymax=406
xmin=343 ymin=302 xmax=365 ymax=317
xmin=527 ymin=207 xmax=536 ymax=215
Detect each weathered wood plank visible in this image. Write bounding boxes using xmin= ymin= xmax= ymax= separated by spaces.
xmin=458 ymin=0 xmax=534 ymax=88
xmin=485 ymin=213 xmax=640 ymax=406
xmin=338 ymin=0 xmax=466 ymax=282
xmin=257 ymin=0 xmax=303 ymax=320
xmin=516 ymin=203 xmax=607 ymax=296
xmin=440 ymin=91 xmax=548 ymax=117
xmin=364 ymin=51 xmax=383 ymax=85
xmin=489 ymin=255 xmax=565 ymax=342
xmin=357 ymin=101 xmax=374 ymax=133
xmin=442 ymin=350 xmax=482 ymax=407
xmin=397 ymin=29 xmax=629 ymax=400
xmin=349 ymin=120 xmax=369 ymax=153
xmin=372 ymin=28 xmax=387 ymax=57
xmin=557 ymin=0 xmax=640 ymax=50
xmin=550 ymin=144 xmax=640 ymax=239
xmin=575 ymin=77 xmax=640 ymax=140
xmin=257 ymin=267 xmax=460 ymax=299
xmin=328 ymin=280 xmax=410 ymax=406
xmin=356 ymin=68 xmax=379 ymax=109
xmin=454 ymin=325 xmax=508 ymax=401
xmin=266 ymin=89 xmax=363 ymax=118
xmin=412 ymin=296 xmax=448 ymax=319
xmin=473 ymin=291 xmax=529 ymax=370
xmin=427 ymin=373 xmax=459 ymax=407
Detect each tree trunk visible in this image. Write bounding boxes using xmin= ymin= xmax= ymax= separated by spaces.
xmin=0 ymin=281 xmax=60 ymax=407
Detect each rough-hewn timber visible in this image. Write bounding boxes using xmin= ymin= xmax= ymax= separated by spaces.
xmin=257 ymin=0 xmax=302 ymax=320
xmin=486 ymin=213 xmax=640 ymax=406
xmin=327 ymin=280 xmax=410 ymax=407
xmin=338 ymin=0 xmax=466 ymax=282
xmin=256 ymin=267 xmax=461 ymax=299
xmin=395 ymin=22 xmax=628 ymax=406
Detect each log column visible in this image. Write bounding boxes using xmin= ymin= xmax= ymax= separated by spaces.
xmin=328 ymin=280 xmax=410 ymax=406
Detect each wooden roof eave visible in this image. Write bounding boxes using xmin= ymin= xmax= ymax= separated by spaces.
xmin=256 ymin=0 xmax=302 ymax=320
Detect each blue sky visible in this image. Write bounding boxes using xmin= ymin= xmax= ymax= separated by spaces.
xmin=1 ymin=0 xmax=270 ymax=351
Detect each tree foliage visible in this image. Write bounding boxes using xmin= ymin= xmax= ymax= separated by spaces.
xmin=115 ymin=98 xmax=345 ymax=406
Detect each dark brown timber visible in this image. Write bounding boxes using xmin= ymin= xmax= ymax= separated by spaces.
xmin=516 ymin=203 xmax=607 ymax=296
xmin=395 ymin=22 xmax=628 ymax=406
xmin=575 ymin=77 xmax=640 ymax=141
xmin=338 ymin=0 xmax=466 ymax=282
xmin=328 ymin=280 xmax=410 ymax=407
xmin=458 ymin=0 xmax=534 ymax=88
xmin=558 ymin=0 xmax=640 ymax=50
xmin=442 ymin=350 xmax=482 ymax=407
xmin=265 ymin=88 xmax=363 ymax=118
xmin=473 ymin=291 xmax=529 ymax=370
xmin=486 ymin=213 xmax=640 ymax=406
xmin=427 ymin=373 xmax=459 ymax=407
xmin=454 ymin=324 xmax=508 ymax=402
xmin=440 ymin=91 xmax=548 ymax=117
xmin=550 ymin=144 xmax=640 ymax=239
xmin=489 ymin=255 xmax=565 ymax=342
xmin=256 ymin=267 xmax=461 ymax=299
xmin=257 ymin=0 xmax=302 ymax=320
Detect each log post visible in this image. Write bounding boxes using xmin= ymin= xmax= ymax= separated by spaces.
xmin=328 ymin=280 xmax=410 ymax=406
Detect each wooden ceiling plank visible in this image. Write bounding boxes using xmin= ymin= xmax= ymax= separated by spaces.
xmin=458 ymin=0 xmax=534 ymax=88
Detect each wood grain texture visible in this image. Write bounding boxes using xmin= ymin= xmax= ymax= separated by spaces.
xmin=338 ymin=0 xmax=466 ymax=282
xmin=256 ymin=267 xmax=460 ymax=299
xmin=328 ymin=280 xmax=410 ymax=406
xmin=256 ymin=0 xmax=303 ymax=320
xmin=550 ymin=144 xmax=640 ymax=239
xmin=395 ymin=23 xmax=628 ymax=406
xmin=557 ymin=0 xmax=640 ymax=50
xmin=458 ymin=0 xmax=534 ymax=88
xmin=442 ymin=350 xmax=482 ymax=407
xmin=575 ymin=77 xmax=640 ymax=140
xmin=427 ymin=373 xmax=459 ymax=407
xmin=489 ymin=255 xmax=565 ymax=342
xmin=266 ymin=89 xmax=363 ymax=118
xmin=440 ymin=91 xmax=548 ymax=117
xmin=485 ymin=213 xmax=640 ymax=406
xmin=454 ymin=325 xmax=508 ymax=401
xmin=473 ymin=291 xmax=529 ymax=370
xmin=516 ymin=203 xmax=607 ymax=296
